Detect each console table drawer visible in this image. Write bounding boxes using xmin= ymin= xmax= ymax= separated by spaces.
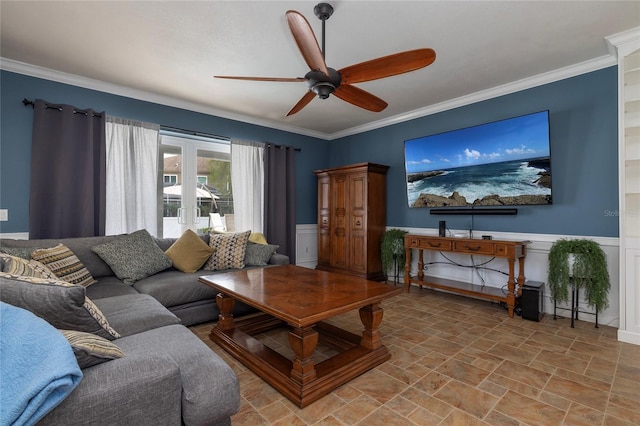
xmin=452 ymin=240 xmax=495 ymax=255
xmin=416 ymin=239 xmax=452 ymax=250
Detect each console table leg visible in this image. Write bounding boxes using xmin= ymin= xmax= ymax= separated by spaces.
xmin=288 ymin=326 xmax=318 ymax=384
xmin=507 ymin=259 xmax=516 ymax=318
xmin=216 ymin=292 xmax=235 ymax=331
xmin=359 ymin=303 xmax=383 ymax=349
xmin=404 ymin=247 xmax=411 ymax=292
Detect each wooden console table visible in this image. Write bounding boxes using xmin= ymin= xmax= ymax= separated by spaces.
xmin=403 ymin=235 xmax=529 ymax=317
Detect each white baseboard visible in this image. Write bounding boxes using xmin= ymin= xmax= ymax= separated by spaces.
xmin=618 ymin=329 xmax=640 ymax=345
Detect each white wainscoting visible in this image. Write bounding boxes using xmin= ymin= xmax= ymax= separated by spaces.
xmin=295 ymin=224 xmax=318 ymax=269
xmin=295 ymin=225 xmax=621 ymax=328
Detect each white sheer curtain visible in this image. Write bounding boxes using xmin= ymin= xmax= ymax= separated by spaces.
xmin=231 ymin=139 xmax=264 ymax=233
xmin=105 ymin=117 xmax=160 ymax=236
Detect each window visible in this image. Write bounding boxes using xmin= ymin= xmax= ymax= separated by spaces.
xmin=160 ymin=132 xmax=233 ymax=238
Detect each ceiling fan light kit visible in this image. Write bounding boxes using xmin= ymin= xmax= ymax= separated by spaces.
xmin=214 ymin=3 xmax=436 ymax=116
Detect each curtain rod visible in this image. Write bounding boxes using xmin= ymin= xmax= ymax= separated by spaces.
xmin=23 ymin=98 xmax=300 ymax=152
xmin=22 ymin=98 xmax=103 ymax=117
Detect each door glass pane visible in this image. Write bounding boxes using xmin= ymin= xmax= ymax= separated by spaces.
xmin=161 ymin=146 xmax=183 ymax=238
xmin=196 ymin=149 xmax=234 ymax=233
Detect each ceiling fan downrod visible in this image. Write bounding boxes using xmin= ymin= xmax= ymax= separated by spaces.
xmin=313 ymin=2 xmax=333 ymax=60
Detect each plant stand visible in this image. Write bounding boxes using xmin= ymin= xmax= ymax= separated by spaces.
xmin=390 ymin=253 xmax=401 ymax=285
xmin=553 ymin=278 xmax=599 ymax=328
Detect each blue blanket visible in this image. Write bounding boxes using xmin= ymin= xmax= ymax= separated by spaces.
xmin=0 ymin=302 xmax=83 ymax=426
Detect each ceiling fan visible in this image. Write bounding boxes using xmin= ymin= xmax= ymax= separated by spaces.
xmin=214 ymin=3 xmax=436 ymax=116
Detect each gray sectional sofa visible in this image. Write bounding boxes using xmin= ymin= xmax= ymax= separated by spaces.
xmin=0 ymin=230 xmax=289 ymax=425
xmin=0 ymin=231 xmax=289 ymax=325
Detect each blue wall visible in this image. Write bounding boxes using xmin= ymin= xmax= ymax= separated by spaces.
xmin=1 ymin=67 xmax=619 ymax=237
xmin=330 ymin=67 xmax=619 ymax=237
xmin=0 ymin=71 xmax=329 ymax=233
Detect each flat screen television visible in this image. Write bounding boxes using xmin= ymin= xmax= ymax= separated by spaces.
xmin=404 ymin=110 xmax=552 ymax=209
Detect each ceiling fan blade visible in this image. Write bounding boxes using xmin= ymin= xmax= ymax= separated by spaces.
xmin=285 ymin=10 xmax=329 ymax=76
xmin=333 ymin=84 xmax=388 ymax=112
xmin=339 ymin=48 xmax=436 ymax=84
xmin=286 ymin=91 xmax=316 ymax=116
xmin=214 ymin=76 xmax=305 ymax=82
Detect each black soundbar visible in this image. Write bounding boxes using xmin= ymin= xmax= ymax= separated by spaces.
xmin=430 ymin=208 xmax=518 ymax=215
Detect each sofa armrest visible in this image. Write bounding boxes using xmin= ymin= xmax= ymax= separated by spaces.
xmin=268 ymin=252 xmax=290 ymax=265
xmin=39 ymin=355 xmax=182 ymax=426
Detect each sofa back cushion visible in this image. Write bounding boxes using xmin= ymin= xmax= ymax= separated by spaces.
xmin=0 ymin=236 xmax=121 ymax=278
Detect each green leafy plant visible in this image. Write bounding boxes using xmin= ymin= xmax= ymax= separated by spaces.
xmin=381 ymin=229 xmax=409 ymax=278
xmin=547 ymin=238 xmax=610 ymax=312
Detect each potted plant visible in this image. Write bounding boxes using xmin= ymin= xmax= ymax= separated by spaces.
xmin=547 ymin=238 xmax=610 ymax=313
xmin=381 ymin=229 xmax=409 ymax=283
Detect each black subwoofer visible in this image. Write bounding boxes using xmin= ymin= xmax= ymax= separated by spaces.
xmin=521 ymin=281 xmax=545 ymax=322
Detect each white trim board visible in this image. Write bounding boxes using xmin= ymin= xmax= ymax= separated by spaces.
xmin=1 ymin=54 xmax=616 ymax=141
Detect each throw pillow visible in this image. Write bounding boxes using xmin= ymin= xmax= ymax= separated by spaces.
xmin=248 ymin=232 xmax=268 ymax=245
xmin=31 ymin=243 xmax=97 ymax=287
xmin=244 ymin=242 xmax=279 ymax=266
xmin=204 ymin=230 xmax=251 ymax=271
xmin=91 ymin=229 xmax=172 ymax=285
xmin=59 ymin=329 xmax=125 ymax=368
xmin=0 ymin=253 xmax=58 ymax=279
xmin=165 ymin=229 xmax=215 ymax=273
xmin=0 ymin=272 xmax=121 ymax=340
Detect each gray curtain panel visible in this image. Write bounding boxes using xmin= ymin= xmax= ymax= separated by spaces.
xmin=263 ymin=144 xmax=296 ymax=264
xmin=29 ymin=99 xmax=106 ymax=238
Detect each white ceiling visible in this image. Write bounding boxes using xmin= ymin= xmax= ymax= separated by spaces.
xmin=1 ymin=1 xmax=638 ymax=139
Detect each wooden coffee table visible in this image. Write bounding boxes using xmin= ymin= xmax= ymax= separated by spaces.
xmin=199 ymin=264 xmax=402 ymax=408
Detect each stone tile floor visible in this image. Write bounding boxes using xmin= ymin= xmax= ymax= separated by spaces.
xmin=190 ymin=286 xmax=640 ymax=425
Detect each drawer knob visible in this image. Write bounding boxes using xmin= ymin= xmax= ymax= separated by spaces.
xmin=429 ymin=242 xmax=441 ymax=248
xmin=464 ymin=245 xmax=481 ymax=251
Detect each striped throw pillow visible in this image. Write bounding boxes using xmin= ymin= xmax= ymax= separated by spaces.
xmin=31 ymin=244 xmax=96 ymax=287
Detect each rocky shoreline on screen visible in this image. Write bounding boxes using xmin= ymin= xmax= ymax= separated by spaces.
xmin=412 ymin=191 xmax=551 ymax=207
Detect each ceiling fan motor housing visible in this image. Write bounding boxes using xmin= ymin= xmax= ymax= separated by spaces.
xmin=306 ymin=68 xmax=342 ymax=98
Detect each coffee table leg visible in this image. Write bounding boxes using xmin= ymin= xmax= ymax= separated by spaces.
xmin=288 ymin=326 xmax=318 ymax=383
xmin=359 ymin=303 xmax=383 ymax=350
xmin=216 ymin=292 xmax=235 ymax=331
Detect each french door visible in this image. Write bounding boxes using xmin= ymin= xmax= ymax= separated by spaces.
xmin=160 ymin=134 xmax=231 ymax=238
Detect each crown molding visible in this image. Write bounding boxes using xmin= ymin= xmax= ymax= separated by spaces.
xmin=605 ymin=26 xmax=640 ymax=57
xmin=1 ymin=54 xmax=617 ymax=141
xmin=0 ymin=57 xmax=329 ymax=140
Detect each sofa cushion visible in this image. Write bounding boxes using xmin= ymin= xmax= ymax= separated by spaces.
xmin=0 ymin=236 xmax=122 ymax=278
xmin=116 ymin=324 xmax=240 ymax=425
xmin=31 ymin=244 xmax=97 ymax=287
xmin=204 ymin=230 xmax=251 ymax=271
xmin=92 ymin=294 xmax=181 ymax=337
xmin=133 ymin=270 xmax=217 ymax=308
xmin=38 ymin=351 xmax=182 ymax=426
xmin=0 ymin=253 xmax=58 ymax=279
xmin=0 ymin=246 xmax=39 ymax=259
xmin=84 ymin=276 xmax=140 ymax=300
xmin=164 ymin=229 xmax=215 ymax=273
xmin=0 ymin=272 xmax=120 ymax=340
xmin=244 ymin=241 xmax=279 ymax=266
xmin=91 ymin=230 xmax=172 ymax=285
xmin=60 ymin=329 xmax=125 ymax=368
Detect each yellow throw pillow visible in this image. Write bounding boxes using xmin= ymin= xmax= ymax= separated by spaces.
xmin=165 ymin=229 xmax=215 ymax=273
xmin=248 ymin=232 xmax=268 ymax=245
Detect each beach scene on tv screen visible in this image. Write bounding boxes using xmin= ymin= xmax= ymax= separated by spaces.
xmin=405 ymin=111 xmax=552 ymax=208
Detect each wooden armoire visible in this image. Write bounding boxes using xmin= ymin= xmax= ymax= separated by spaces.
xmin=314 ymin=162 xmax=389 ymax=281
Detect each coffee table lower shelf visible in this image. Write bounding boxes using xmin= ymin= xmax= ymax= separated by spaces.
xmin=209 ymin=313 xmax=391 ymax=408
